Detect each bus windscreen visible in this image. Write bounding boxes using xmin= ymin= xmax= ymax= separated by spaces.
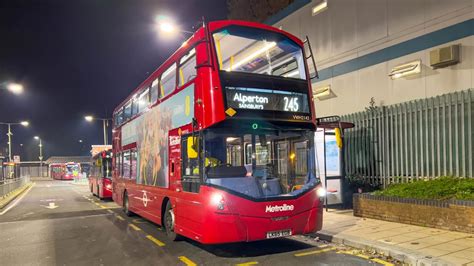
xmin=192 ymin=128 xmax=319 ymax=199
xmin=213 ymin=25 xmax=307 ymax=80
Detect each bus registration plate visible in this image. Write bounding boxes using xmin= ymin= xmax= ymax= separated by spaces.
xmin=266 ymin=229 xmax=292 ymax=239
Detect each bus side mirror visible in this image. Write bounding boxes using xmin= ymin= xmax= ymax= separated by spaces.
xmin=187 ymin=136 xmax=198 ymax=159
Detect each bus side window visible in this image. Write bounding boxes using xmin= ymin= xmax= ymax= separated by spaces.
xmin=160 ymin=64 xmax=177 ymax=98
xmin=124 ymin=101 xmax=132 ymax=121
xmin=118 ymin=152 xmax=123 ymax=177
xmin=138 ymin=87 xmax=149 ymax=113
xmin=115 ymin=108 xmax=124 ymax=126
xmin=123 ymin=150 xmax=131 ymax=178
xmin=150 ymin=78 xmax=159 ymax=104
xmin=131 ymin=97 xmax=139 ymax=117
xmin=181 ymin=135 xmax=200 ymax=193
xmin=179 ymin=48 xmax=196 ymax=86
xmin=131 ymin=149 xmax=137 ymax=180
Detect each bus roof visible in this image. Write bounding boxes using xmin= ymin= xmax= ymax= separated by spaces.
xmin=113 ymin=20 xmax=303 ymax=114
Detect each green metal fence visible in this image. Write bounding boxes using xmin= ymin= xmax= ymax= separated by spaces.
xmin=342 ymin=89 xmax=473 ymax=186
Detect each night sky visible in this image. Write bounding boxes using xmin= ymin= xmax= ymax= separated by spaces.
xmin=0 ymin=0 xmax=228 ymax=161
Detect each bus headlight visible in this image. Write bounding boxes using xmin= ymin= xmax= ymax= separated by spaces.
xmin=211 ymin=193 xmax=225 ymax=211
xmin=316 ymin=187 xmax=326 ymax=198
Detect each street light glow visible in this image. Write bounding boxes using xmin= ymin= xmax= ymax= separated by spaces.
xmin=85 ymin=115 xmax=94 ymax=122
xmin=159 ymin=21 xmax=176 ymax=33
xmin=20 ymin=121 xmax=29 ymax=127
xmin=7 ymin=83 xmax=24 ymax=95
xmin=34 ymin=136 xmax=40 ymax=140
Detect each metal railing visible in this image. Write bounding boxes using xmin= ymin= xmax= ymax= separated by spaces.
xmin=342 ymin=89 xmax=473 ymax=187
xmin=0 ymin=176 xmax=30 ymax=198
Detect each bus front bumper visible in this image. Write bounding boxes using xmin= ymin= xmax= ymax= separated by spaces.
xmin=199 ymin=206 xmax=322 ymax=244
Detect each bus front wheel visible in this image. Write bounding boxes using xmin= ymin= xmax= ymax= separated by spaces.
xmin=164 ymin=201 xmax=180 ymax=241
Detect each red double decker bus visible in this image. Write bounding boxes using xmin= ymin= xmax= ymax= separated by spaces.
xmin=112 ymin=20 xmax=324 ymax=244
xmin=89 ymin=150 xmax=113 ymax=199
xmin=50 ymin=163 xmax=65 ymax=180
xmin=50 ymin=162 xmax=80 ymax=180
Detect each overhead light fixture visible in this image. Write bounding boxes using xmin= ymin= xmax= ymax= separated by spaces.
xmin=313 ymin=85 xmax=334 ymax=100
xmin=389 ymin=60 xmax=421 ymax=79
xmin=312 ymin=0 xmax=328 ymax=16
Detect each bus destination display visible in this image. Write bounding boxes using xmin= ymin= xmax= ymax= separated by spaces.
xmin=225 ymin=87 xmax=309 ymax=113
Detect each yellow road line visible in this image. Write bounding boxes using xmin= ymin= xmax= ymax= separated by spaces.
xmin=337 ymin=250 xmax=394 ymax=266
xmin=99 ymin=205 xmax=107 ymax=209
xmin=178 ymin=256 xmax=197 ymax=266
xmin=294 ymin=247 xmax=336 ymax=257
xmin=116 ymin=215 xmax=125 ymax=221
xmin=107 ymin=209 xmax=114 ymax=214
xmin=95 ymin=202 xmax=100 ymax=206
xmin=146 ymin=235 xmax=166 ymax=247
xmin=236 ymin=262 xmax=258 ymax=266
xmin=371 ymin=258 xmax=395 ymax=266
xmin=129 ymin=223 xmax=142 ymax=231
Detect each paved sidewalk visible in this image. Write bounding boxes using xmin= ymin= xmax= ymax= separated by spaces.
xmin=315 ymin=209 xmax=474 ymax=266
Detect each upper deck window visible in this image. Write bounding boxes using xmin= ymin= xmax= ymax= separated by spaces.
xmin=160 ymin=64 xmax=177 ymax=98
xmin=179 ymin=48 xmax=196 ymax=86
xmin=150 ymin=78 xmax=159 ymax=104
xmin=115 ymin=108 xmax=124 ymax=126
xmin=124 ymin=101 xmax=132 ymax=121
xmin=137 ymin=87 xmax=149 ymax=113
xmin=213 ymin=26 xmax=306 ymax=80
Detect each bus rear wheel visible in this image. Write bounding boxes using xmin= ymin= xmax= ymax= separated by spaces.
xmin=123 ymin=192 xmax=133 ymax=217
xmin=164 ymin=201 xmax=180 ymax=241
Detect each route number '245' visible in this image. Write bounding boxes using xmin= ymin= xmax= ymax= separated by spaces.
xmin=283 ymin=97 xmax=300 ymax=112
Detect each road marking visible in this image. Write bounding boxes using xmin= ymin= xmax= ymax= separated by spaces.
xmin=116 ymin=215 xmax=125 ymax=221
xmin=132 ymin=218 xmax=147 ymax=224
xmin=107 ymin=209 xmax=114 ymax=214
xmin=95 ymin=203 xmax=101 ymax=206
xmin=236 ymin=262 xmax=258 ymax=266
xmin=178 ymin=256 xmax=196 ymax=266
xmin=129 ymin=223 xmax=142 ymax=231
xmin=337 ymin=250 xmax=394 ymax=266
xmin=0 ymin=183 xmax=35 ymax=216
xmin=146 ymin=235 xmax=165 ymax=247
xmin=99 ymin=205 xmax=107 ymax=209
xmin=294 ymin=247 xmax=336 ymax=257
xmin=371 ymin=258 xmax=395 ymax=266
xmin=42 ymin=202 xmax=59 ymax=209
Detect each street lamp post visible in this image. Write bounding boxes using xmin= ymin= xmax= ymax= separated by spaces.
xmin=34 ymin=136 xmax=43 ymax=176
xmin=0 ymin=121 xmax=29 ymax=161
xmin=85 ymin=116 xmax=112 ymax=145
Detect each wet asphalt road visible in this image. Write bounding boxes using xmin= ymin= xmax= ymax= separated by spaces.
xmin=0 ymin=180 xmax=389 ymax=266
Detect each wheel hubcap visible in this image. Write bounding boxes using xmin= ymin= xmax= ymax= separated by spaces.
xmin=166 ymin=209 xmax=175 ymax=232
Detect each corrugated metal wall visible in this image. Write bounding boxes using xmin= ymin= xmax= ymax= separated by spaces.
xmin=342 ymin=89 xmax=473 ymax=185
